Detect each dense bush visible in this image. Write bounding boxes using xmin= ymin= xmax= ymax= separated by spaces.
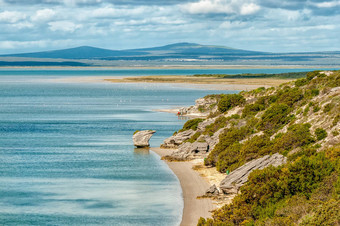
xmin=217 ymin=135 xmax=272 ymax=172
xmin=205 ymin=126 xmax=252 ymax=167
xmin=178 ymin=118 xmax=204 ymax=132
xmin=272 ymin=123 xmax=315 ymax=154
xmin=295 ymin=78 xmax=308 ymax=87
xmin=306 ymin=71 xmax=321 ymax=80
xmin=257 ymin=103 xmax=292 ymax=133
xmin=276 ymin=87 xmax=304 ymax=106
xmin=323 ymin=102 xmax=335 ymax=113
xmin=217 ymin=94 xmax=245 ymax=113
xmin=202 ymin=151 xmax=337 ymax=225
xmin=315 ymin=128 xmax=327 ymax=141
xmin=203 ymin=116 xmax=228 ymax=136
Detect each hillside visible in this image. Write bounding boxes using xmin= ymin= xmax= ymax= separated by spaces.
xmin=161 ymin=70 xmax=340 ymax=225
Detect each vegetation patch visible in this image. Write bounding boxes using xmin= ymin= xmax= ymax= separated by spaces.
xmin=178 ymin=118 xmax=204 ymax=132
xmin=315 ymin=128 xmax=328 ymax=141
xmin=217 ymin=94 xmax=245 ymax=113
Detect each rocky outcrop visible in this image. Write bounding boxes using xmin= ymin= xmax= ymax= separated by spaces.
xmin=205 ymin=184 xmax=219 ymax=196
xmin=169 ymin=141 xmax=209 ymax=160
xmin=220 ymin=153 xmax=287 ymax=195
xmin=179 ymin=97 xmax=218 ymax=117
xmin=133 ymin=130 xmax=156 ymax=148
xmin=162 ymin=129 xmax=195 ymax=148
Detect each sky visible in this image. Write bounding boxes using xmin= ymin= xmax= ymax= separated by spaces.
xmin=0 ymin=0 xmax=339 ymax=54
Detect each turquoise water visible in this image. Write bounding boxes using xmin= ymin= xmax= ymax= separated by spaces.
xmin=0 ymin=68 xmax=333 ymax=225
xmin=1 ymin=67 xmax=338 ymax=79
xmin=0 ymin=71 xmax=239 ymax=225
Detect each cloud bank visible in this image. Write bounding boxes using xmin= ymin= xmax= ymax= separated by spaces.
xmin=0 ymin=0 xmax=339 ymax=53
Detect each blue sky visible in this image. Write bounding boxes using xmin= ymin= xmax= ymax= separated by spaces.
xmin=0 ymin=0 xmax=339 ymax=54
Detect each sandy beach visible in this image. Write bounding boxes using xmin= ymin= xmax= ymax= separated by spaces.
xmin=151 ymin=147 xmax=216 ymax=226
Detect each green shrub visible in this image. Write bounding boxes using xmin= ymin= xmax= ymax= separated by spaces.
xmin=205 ymin=126 xmax=252 ymax=167
xmin=276 ymin=87 xmax=304 ymax=106
xmin=300 ymin=199 xmax=340 ymax=226
xmin=323 ymin=103 xmax=334 ymax=113
xmin=179 ymin=118 xmax=204 ymax=132
xmin=315 ymin=128 xmax=327 ymax=140
xmin=218 ymin=94 xmax=245 ymax=113
xmin=185 ymin=131 xmax=201 ymax=143
xmin=272 ymin=123 xmax=315 ymax=154
xmin=257 ymin=103 xmax=292 ymax=133
xmin=313 ymin=105 xmax=320 ymax=112
xmin=333 ymin=114 xmax=340 ymax=127
xmin=303 ymin=105 xmax=310 ymax=116
xmin=242 ymin=102 xmax=265 ymax=117
xmin=203 ymin=116 xmax=228 ymax=136
xmin=295 ymin=78 xmax=308 ymax=87
xmin=311 ymin=88 xmax=320 ymax=96
xmin=306 ymin=71 xmax=321 ymax=80
xmin=217 ymin=135 xmax=273 ymax=173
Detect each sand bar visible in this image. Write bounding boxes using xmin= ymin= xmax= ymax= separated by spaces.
xmin=151 ymin=147 xmax=215 ymax=226
xmin=55 ymin=75 xmax=292 ymax=90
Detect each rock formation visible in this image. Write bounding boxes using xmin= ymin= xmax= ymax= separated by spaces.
xmin=169 ymin=141 xmax=209 ymax=160
xmin=133 ymin=130 xmax=156 ymax=148
xmin=220 ymin=153 xmax=287 ymax=194
xmin=178 ymin=97 xmax=218 ymax=117
xmin=205 ymin=184 xmax=219 ymax=196
xmin=162 ymin=129 xmax=195 ymax=148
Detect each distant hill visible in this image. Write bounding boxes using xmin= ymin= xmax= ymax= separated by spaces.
xmin=1 ymin=43 xmax=265 ymax=60
xmin=1 ymin=46 xmax=146 ymax=59
xmin=1 ymin=42 xmax=340 ymax=66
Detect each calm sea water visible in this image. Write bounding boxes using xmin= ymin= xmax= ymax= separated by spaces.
xmin=0 ymin=67 xmax=331 ymax=80
xmin=0 ymin=68 xmax=333 ymax=225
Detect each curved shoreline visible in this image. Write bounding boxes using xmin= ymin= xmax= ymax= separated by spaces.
xmin=151 ymin=147 xmax=215 ymax=226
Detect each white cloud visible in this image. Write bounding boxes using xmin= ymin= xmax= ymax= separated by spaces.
xmin=12 ymin=22 xmax=34 ymax=29
xmin=92 ymin=6 xmax=116 ymax=17
xmin=183 ymin=0 xmax=234 ymax=14
xmin=48 ymin=21 xmax=82 ymax=32
xmin=240 ymin=3 xmax=260 ymax=15
xmin=63 ymin=0 xmax=102 ymax=6
xmin=182 ymin=0 xmax=260 ymax=15
xmin=0 ymin=11 xmax=26 ymax=23
xmin=315 ymin=1 xmax=340 ymax=8
xmin=31 ymin=9 xmax=56 ymax=22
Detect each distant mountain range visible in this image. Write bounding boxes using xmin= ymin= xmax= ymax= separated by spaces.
xmin=1 ymin=43 xmax=265 ymax=60
xmin=1 ymin=42 xmax=340 ymax=67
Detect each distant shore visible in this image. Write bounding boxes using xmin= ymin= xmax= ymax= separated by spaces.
xmin=0 ymin=64 xmax=338 ymax=70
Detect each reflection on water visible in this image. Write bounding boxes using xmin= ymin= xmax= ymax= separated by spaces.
xmin=134 ymin=148 xmax=150 ymax=155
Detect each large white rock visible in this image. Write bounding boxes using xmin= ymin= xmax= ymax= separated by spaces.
xmin=133 ymin=130 xmax=156 ymax=148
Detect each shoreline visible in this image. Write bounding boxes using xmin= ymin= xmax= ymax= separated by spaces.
xmin=54 ymin=75 xmax=292 ymax=91
xmin=0 ymin=65 xmax=338 ymax=70
xmin=151 ymin=147 xmax=216 ymax=226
